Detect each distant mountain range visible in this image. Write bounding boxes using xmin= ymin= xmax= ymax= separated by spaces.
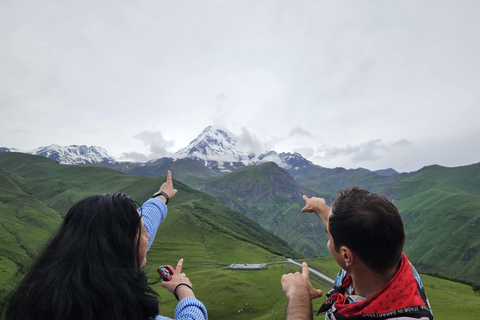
xmin=0 ymin=126 xmax=399 ymax=176
xmin=0 ymin=145 xmax=115 ymax=165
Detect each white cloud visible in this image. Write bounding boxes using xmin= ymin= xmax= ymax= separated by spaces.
xmin=289 ymin=127 xmax=314 ymax=138
xmin=121 ymin=130 xmax=176 ymax=161
xmin=119 ymin=151 xmax=148 ymax=162
xmin=391 ymin=139 xmax=412 ymax=148
xmin=292 ymin=147 xmax=314 ymax=158
xmin=236 ymin=127 xmax=266 ymax=155
xmin=309 ymin=138 xmax=417 ymax=170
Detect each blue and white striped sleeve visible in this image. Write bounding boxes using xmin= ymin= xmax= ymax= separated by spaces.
xmin=174 ymin=297 xmax=208 ymax=320
xmin=139 ymin=197 xmax=168 ymax=251
xmin=153 ymin=297 xmax=208 ymax=320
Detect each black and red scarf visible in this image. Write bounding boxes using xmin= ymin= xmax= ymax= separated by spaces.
xmin=318 ymin=253 xmax=434 ymax=320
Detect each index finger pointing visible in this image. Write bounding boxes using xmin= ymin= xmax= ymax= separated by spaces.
xmin=302 ymin=262 xmax=309 ymax=277
xmin=167 ymin=170 xmax=172 ymax=182
xmin=175 ymin=258 xmax=183 ymax=274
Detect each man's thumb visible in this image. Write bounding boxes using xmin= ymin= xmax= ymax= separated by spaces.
xmin=311 ymin=289 xmax=323 ymax=300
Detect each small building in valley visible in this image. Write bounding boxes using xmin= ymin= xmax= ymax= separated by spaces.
xmin=228 ymin=263 xmax=266 ymax=270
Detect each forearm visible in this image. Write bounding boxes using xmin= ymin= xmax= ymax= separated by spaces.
xmin=285 ymin=296 xmax=313 ymax=320
xmin=314 ymin=206 xmax=330 ymax=226
xmin=140 ymin=198 xmax=168 ymax=250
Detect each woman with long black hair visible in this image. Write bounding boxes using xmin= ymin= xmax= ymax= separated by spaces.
xmin=5 ymin=171 xmax=207 ymax=320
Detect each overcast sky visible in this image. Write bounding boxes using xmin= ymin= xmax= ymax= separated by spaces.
xmin=1 ymin=0 xmax=479 ymax=172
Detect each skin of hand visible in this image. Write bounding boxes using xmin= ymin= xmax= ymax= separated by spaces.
xmin=281 ymin=262 xmax=323 ymax=319
xmin=156 ymin=170 xmax=178 ymax=202
xmin=161 ymin=259 xmax=196 ymax=300
xmin=301 ymin=195 xmax=331 ymax=226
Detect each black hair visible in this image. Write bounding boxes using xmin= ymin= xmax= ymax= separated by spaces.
xmin=329 ymin=186 xmax=405 ymax=274
xmin=5 ymin=193 xmax=159 ymax=320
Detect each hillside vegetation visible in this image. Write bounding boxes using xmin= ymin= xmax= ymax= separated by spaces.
xmin=391 ymin=164 xmax=480 ymax=282
xmin=286 ymin=164 xmax=412 ymax=202
xmin=202 ymin=162 xmax=330 ymax=257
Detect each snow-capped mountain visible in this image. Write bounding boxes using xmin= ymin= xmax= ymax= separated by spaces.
xmin=1 ymin=126 xmax=311 ymax=169
xmin=175 ymin=126 xmax=313 ymax=171
xmin=1 ymin=145 xmax=116 ymax=165
xmin=0 ymin=147 xmax=20 ymax=153
xmin=256 ymin=151 xmax=313 ymax=170
xmin=176 ymin=126 xmax=249 ymax=163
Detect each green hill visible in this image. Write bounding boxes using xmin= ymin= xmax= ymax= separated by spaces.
xmin=286 ymin=164 xmax=413 ymax=202
xmin=89 ymin=157 xmax=221 ymax=189
xmin=0 ymin=166 xmax=63 ymax=301
xmin=391 ymin=163 xmax=480 ymax=282
xmin=202 ymin=162 xmax=330 ymax=257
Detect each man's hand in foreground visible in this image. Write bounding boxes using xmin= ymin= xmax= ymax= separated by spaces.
xmin=281 ymin=262 xmax=322 ymax=320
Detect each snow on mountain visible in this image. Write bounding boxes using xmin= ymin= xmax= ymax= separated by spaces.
xmin=175 ymin=126 xmax=312 ymax=171
xmin=0 ymin=147 xmax=20 ymax=153
xmin=1 ymin=126 xmax=311 ymax=169
xmin=256 ymin=151 xmax=313 ymax=170
xmin=0 ymin=145 xmax=116 ymax=165
xmin=176 ymin=126 xmax=250 ymax=163
xmin=31 ymin=145 xmax=116 ymax=165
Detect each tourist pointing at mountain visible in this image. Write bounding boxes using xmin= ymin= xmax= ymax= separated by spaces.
xmin=281 ymin=187 xmax=434 ymax=320
xmin=5 ymin=171 xmax=207 ymax=320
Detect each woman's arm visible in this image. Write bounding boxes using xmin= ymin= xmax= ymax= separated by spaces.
xmin=140 ymin=170 xmax=178 ymax=251
xmin=141 ymin=198 xmax=167 ymax=250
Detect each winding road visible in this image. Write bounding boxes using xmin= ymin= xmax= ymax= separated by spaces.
xmin=286 ymin=258 xmax=335 ymax=284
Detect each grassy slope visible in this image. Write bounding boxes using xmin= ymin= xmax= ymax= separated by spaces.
xmin=392 ymin=163 xmax=480 ymax=282
xmin=144 ymin=205 xmax=294 ymax=319
xmin=0 ymin=167 xmax=63 ymax=301
xmin=89 ymin=157 xmax=221 ymax=190
xmin=203 ymin=162 xmax=330 ymax=257
xmin=287 ymin=165 xmax=411 ymax=202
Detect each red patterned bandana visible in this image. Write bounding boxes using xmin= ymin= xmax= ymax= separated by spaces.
xmin=318 ymin=253 xmax=434 ymax=320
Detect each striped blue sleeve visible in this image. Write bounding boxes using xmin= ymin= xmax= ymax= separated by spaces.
xmin=153 ymin=297 xmax=208 ymax=320
xmin=174 ymin=297 xmax=208 ymax=320
xmin=140 ymin=197 xmax=168 ymax=251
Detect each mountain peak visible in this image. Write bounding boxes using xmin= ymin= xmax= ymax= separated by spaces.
xmin=0 ymin=145 xmax=116 ymax=165
xmin=33 ymin=145 xmax=116 ymax=164
xmin=175 ymin=126 xmax=312 ymax=172
xmin=176 ymin=126 xmax=242 ymax=162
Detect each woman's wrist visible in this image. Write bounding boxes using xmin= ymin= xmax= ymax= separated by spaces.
xmin=174 ymin=283 xmax=195 ymax=300
xmin=152 ymin=190 xmax=169 ymax=204
xmin=156 ymin=194 xmax=168 ymax=204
